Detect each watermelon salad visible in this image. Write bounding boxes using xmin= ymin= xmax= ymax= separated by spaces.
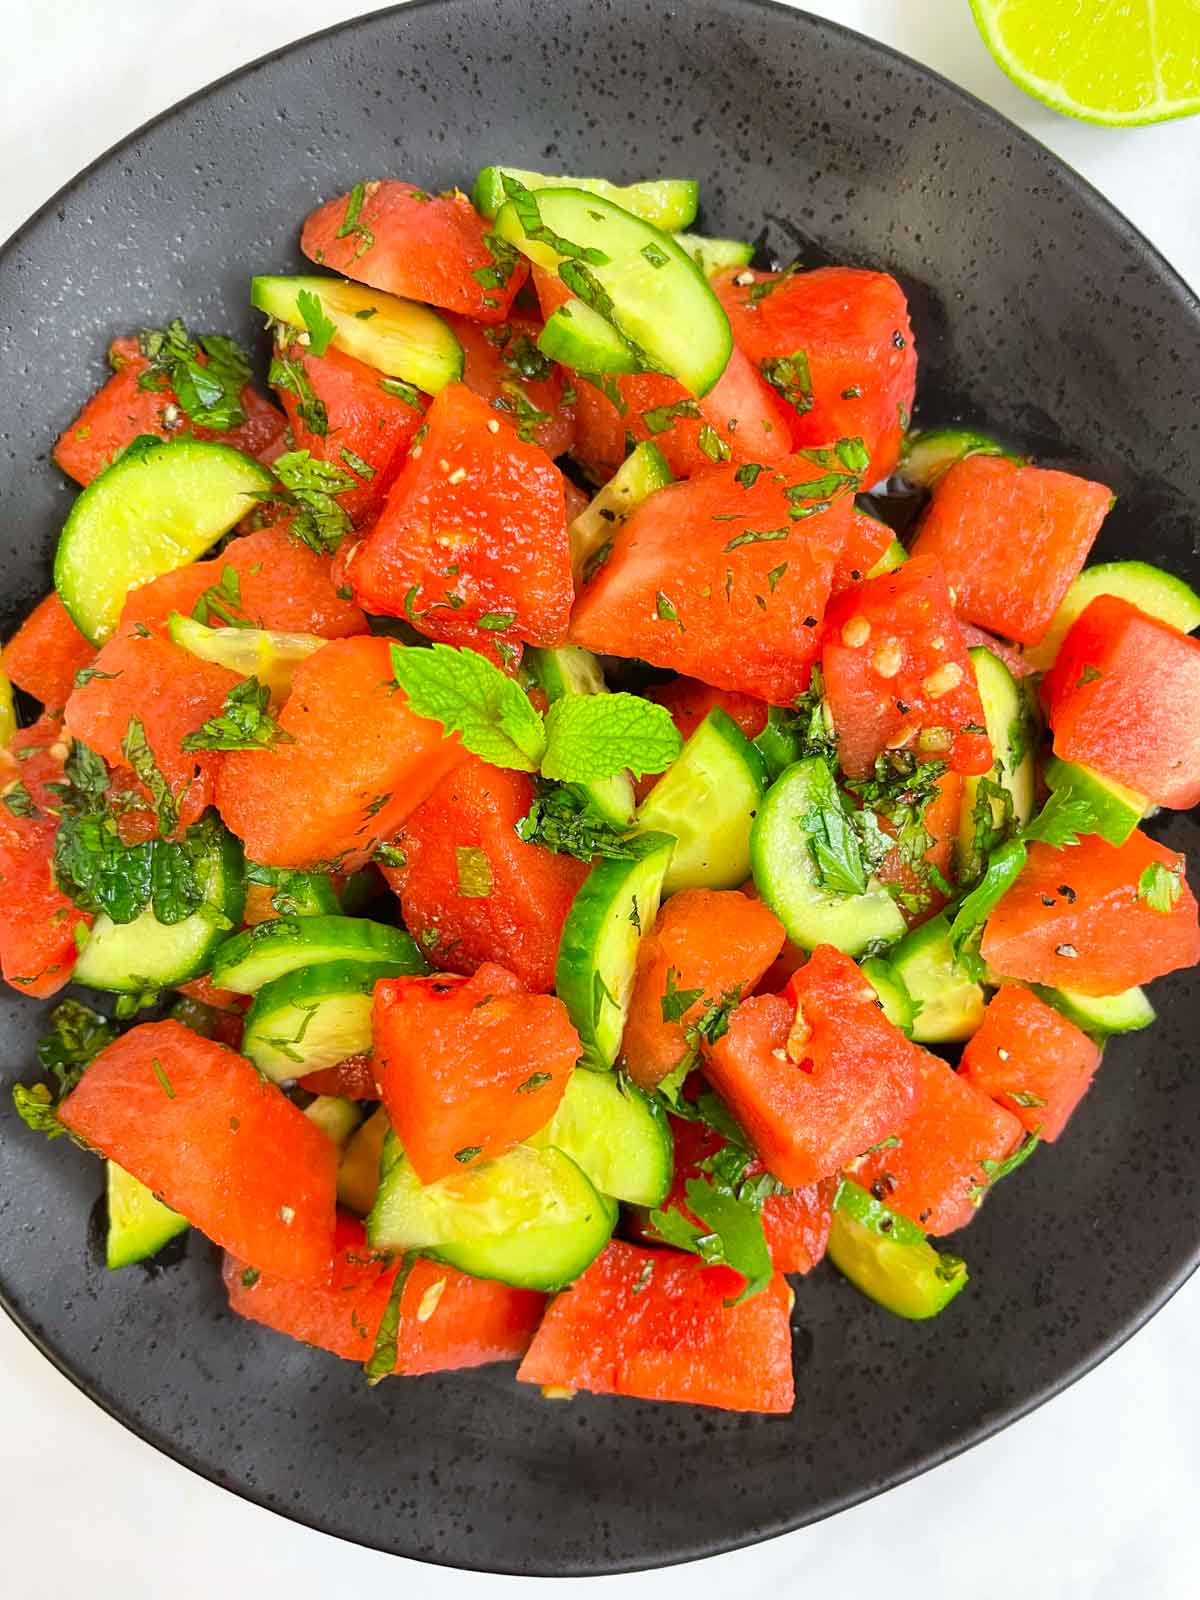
xmin=3 ymin=166 xmax=1199 ymax=1416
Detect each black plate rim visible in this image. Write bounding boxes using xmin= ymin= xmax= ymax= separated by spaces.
xmin=2 ymin=0 xmax=1199 ymax=1574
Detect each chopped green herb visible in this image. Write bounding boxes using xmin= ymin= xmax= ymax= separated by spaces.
xmin=182 ymin=677 xmax=294 ymax=753
xmin=296 ymin=288 xmax=337 ymax=357
xmin=760 ymin=350 xmax=813 ymax=415
xmin=269 ymin=354 xmax=329 ymax=437
xmin=137 ymin=318 xmax=251 ymax=432
xmin=335 ymin=181 xmax=376 ymax=260
xmin=724 ymin=525 xmax=788 ymax=552
xmin=378 ymin=376 xmax=423 ymax=409
xmin=1137 ymin=859 xmax=1183 ymax=913
xmin=661 ymin=966 xmax=705 ymax=1024
xmin=339 ymin=445 xmax=376 ymax=480
xmin=655 ymin=592 xmax=684 ymax=631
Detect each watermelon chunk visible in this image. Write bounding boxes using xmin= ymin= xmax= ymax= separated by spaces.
xmin=224 ymin=1211 xmax=543 ymax=1373
xmin=909 ymin=455 xmax=1112 ymax=645
xmin=58 ymin=1020 xmax=337 ymax=1279
xmin=379 ymin=754 xmax=586 ymax=993
xmin=621 ymin=888 xmax=785 ymax=1090
xmin=569 ymin=451 xmax=854 ymax=705
xmin=1042 ymin=594 xmax=1200 ymax=809
xmin=373 ymin=964 xmax=579 ymax=1184
xmin=301 ymin=180 xmax=527 ymax=325
xmin=345 ymin=383 xmax=572 ymax=650
xmin=980 ymin=828 xmax=1200 ymax=996
xmin=516 ymin=1239 xmax=795 ymax=1413
xmin=714 ymin=264 xmax=917 ymax=484
xmin=852 ymin=1053 xmax=1024 ymax=1236
xmin=216 ymin=636 xmax=466 ymax=870
xmin=703 ymin=946 xmax=922 ymax=1187
xmin=959 ymin=985 xmax=1102 ymax=1142
xmin=2 ymin=593 xmax=96 ymax=714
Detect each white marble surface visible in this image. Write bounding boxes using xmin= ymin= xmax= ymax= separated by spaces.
xmin=2 ymin=3 xmax=1198 ymax=1596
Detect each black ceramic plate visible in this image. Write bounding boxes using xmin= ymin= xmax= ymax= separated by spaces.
xmin=1 ymin=0 xmax=1198 ymax=1576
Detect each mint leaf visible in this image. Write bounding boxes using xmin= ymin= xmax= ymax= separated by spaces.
xmin=661 ymin=966 xmax=705 ymax=1024
xmin=38 ymin=999 xmax=116 ymax=1096
xmin=181 ymin=677 xmax=294 ymax=753
xmin=969 ymin=1132 xmax=1040 ymax=1207
xmin=296 ymin=289 xmax=337 ymax=358
xmin=389 ymin=643 xmax=546 ymax=771
xmin=540 ymin=692 xmax=681 ymax=783
xmin=121 ymin=717 xmax=178 ymax=836
xmin=137 ymin=317 xmax=250 ymax=432
xmin=1021 ymin=787 xmax=1098 ymax=850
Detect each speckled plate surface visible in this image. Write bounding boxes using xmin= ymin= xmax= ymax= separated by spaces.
xmin=1 ymin=0 xmax=1198 ymax=1576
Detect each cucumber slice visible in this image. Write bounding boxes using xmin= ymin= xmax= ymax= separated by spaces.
xmin=304 ymin=1094 xmax=365 ymax=1146
xmin=1043 ymin=752 xmax=1147 ymax=846
xmin=868 ymin=538 xmax=907 ymax=578
xmin=526 ymin=1070 xmax=673 ymax=1206
xmin=955 ymin=646 xmax=1036 ymax=881
xmin=245 ymin=864 xmax=342 ymax=919
xmin=538 ymin=299 xmax=643 ymax=375
xmin=889 ymin=911 xmax=986 ymax=1043
xmin=472 ymin=167 xmax=699 ymax=230
xmin=524 ymin=645 xmax=636 ymax=826
xmin=750 ymin=757 xmax=906 ymax=956
xmin=636 ymin=707 xmax=767 ymax=895
xmin=674 ymin=233 xmax=754 ymax=278
xmin=211 ymin=915 xmax=427 ymax=995
xmin=242 ymin=959 xmax=418 ymax=1082
xmin=0 ymin=667 xmax=15 ymax=748
xmin=74 ymin=820 xmax=246 ymax=994
xmin=570 ymin=441 xmax=672 ymax=577
xmin=860 ymin=956 xmax=917 ymax=1037
xmin=829 ymin=1179 xmax=968 ymax=1320
xmin=1033 ymin=983 xmax=1155 ymax=1037
xmin=106 ymin=1160 xmax=187 ymax=1270
xmin=250 ymin=274 xmax=463 ymax=395
xmin=1023 ymin=558 xmax=1200 ymax=672
xmin=493 ymin=188 xmax=731 ymax=398
xmin=338 ymin=1105 xmax=390 ymax=1216
xmin=167 ymin=612 xmax=326 ymax=700
xmin=898 ymin=427 xmax=1012 ymax=489
xmin=54 ymin=439 xmax=273 ymax=645
xmin=555 ymin=832 xmax=675 ymax=1070
xmin=368 ymin=1137 xmax=617 ymax=1292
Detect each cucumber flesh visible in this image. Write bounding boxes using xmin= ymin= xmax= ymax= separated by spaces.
xmin=538 ymin=300 xmax=643 ymax=374
xmin=242 ymin=958 xmax=417 ymax=1082
xmin=889 ymin=911 xmax=986 ymax=1043
xmin=368 ymin=1137 xmax=617 ymax=1292
xmin=1043 ymin=753 xmax=1147 ymax=846
xmin=829 ymin=1179 xmax=968 ymax=1320
xmin=750 ymin=757 xmax=906 ymax=956
xmin=250 ymin=274 xmax=463 ymax=395
xmin=1023 ymin=559 xmax=1200 ymax=673
xmin=472 ymin=167 xmax=699 ymax=230
xmin=304 ymin=1095 xmax=365 ymax=1146
xmin=859 ymin=956 xmax=917 ymax=1037
xmin=899 ymin=427 xmax=1012 ymax=490
xmin=167 ymin=612 xmax=325 ymax=700
xmin=636 ymin=707 xmax=767 ymax=895
xmin=570 ymin=441 xmax=672 ymax=578
xmin=555 ymin=833 xmax=675 ymax=1070
xmin=493 ymin=187 xmax=732 ymax=398
xmin=673 ymin=233 xmax=754 ymax=278
xmin=338 ymin=1105 xmax=390 ymax=1216
xmin=524 ymin=645 xmax=636 ymax=826
xmin=245 ymin=865 xmax=342 ymax=919
xmin=74 ymin=820 xmax=246 ymax=994
xmin=1033 ymin=983 xmax=1155 ymax=1037
xmin=526 ymin=1070 xmax=673 ymax=1206
xmin=868 ymin=538 xmax=907 ymax=578
xmin=211 ymin=914 xmax=427 ymax=995
xmin=106 ymin=1160 xmax=187 ymax=1270
xmin=955 ymin=646 xmax=1036 ymax=882
xmin=54 ymin=439 xmax=273 ymax=645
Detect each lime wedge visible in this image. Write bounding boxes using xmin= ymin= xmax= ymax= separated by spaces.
xmin=971 ymin=0 xmax=1200 ymax=126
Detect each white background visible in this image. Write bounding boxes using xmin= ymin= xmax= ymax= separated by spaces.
xmin=2 ymin=3 xmax=1199 ymax=1596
